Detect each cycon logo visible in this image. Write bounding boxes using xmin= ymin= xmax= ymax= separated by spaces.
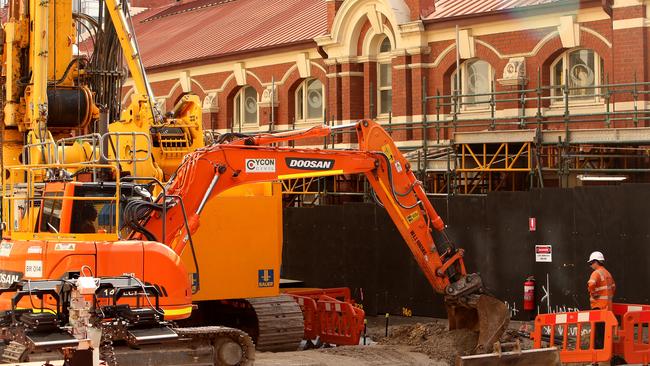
xmin=245 ymin=159 xmax=276 ymax=173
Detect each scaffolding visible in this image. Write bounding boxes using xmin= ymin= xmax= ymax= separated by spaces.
xmin=211 ymin=77 xmax=650 ymax=204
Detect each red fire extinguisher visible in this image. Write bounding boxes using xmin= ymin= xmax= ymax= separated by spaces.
xmin=523 ymin=276 xmax=535 ymax=311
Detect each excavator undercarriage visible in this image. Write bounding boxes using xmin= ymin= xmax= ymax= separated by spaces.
xmin=180 ymin=295 xmax=305 ymax=352
xmin=0 ymin=278 xmax=254 ymax=365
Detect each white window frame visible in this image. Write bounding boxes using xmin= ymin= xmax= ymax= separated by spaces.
xmin=233 ymin=86 xmax=259 ymax=129
xmin=376 ymin=36 xmax=393 ymax=117
xmin=550 ymin=48 xmax=603 ymax=106
xmin=450 ymin=59 xmax=495 ymax=111
xmin=295 ymin=78 xmax=325 ymax=123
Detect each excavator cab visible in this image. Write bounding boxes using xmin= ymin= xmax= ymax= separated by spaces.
xmin=36 ymin=182 xmax=127 ymax=237
xmin=1 ymin=164 xmax=150 ymax=242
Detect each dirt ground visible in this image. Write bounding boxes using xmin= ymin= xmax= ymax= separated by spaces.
xmin=256 ymin=316 xmax=535 ymax=366
xmin=370 ymin=320 xmax=478 ymax=364
xmin=256 ymin=345 xmax=446 ymax=366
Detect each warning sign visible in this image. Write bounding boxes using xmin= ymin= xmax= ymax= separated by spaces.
xmin=535 ymin=245 xmax=552 ymax=262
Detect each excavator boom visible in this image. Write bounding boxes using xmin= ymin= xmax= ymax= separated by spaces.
xmin=132 ymin=119 xmax=509 ymax=351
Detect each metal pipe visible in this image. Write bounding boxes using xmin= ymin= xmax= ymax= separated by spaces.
xmin=196 ymin=173 xmax=220 ymax=215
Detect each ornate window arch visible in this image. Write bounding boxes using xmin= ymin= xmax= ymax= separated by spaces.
xmin=451 ymin=59 xmax=495 ymax=107
xmin=233 ymin=86 xmax=258 ymax=126
xmin=551 ymin=48 xmax=603 ymax=101
xmin=376 ymin=35 xmax=393 ymax=115
xmin=295 ymin=78 xmax=325 ymax=122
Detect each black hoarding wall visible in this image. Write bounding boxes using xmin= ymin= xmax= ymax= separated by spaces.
xmin=281 ymin=184 xmax=650 ymax=320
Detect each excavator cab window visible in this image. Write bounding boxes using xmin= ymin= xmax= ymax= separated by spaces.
xmin=34 ymin=183 xmax=123 ymax=236
xmin=39 ymin=191 xmax=64 ymax=233
xmin=69 ymin=185 xmax=121 ymax=234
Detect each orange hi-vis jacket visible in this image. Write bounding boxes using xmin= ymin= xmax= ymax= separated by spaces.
xmin=587 ymin=266 xmax=616 ymax=310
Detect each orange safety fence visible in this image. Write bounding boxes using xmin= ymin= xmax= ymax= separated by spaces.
xmin=287 ymin=288 xmax=365 ymax=346
xmin=532 ymin=310 xmax=618 ymax=364
xmin=612 ymin=303 xmax=650 ymax=356
xmin=316 ymin=295 xmax=365 ymax=346
xmin=621 ymin=310 xmax=650 ymax=364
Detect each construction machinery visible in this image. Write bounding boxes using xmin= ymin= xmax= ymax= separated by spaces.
xmin=0 ymin=0 xmax=509 ymax=362
xmin=0 ymin=118 xmax=509 ymax=364
xmin=1 ymin=0 xmax=301 ymax=353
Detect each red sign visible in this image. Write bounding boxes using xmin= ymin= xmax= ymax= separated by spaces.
xmin=535 ymin=245 xmax=552 ymax=262
xmin=529 ymin=217 xmax=536 ymax=232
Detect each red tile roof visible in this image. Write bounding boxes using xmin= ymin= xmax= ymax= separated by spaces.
xmin=132 ymin=0 xmax=327 ymax=69
xmin=426 ymin=0 xmax=567 ymax=20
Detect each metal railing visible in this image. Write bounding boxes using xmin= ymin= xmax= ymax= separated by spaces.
xmin=283 ymin=77 xmax=650 ymax=200
xmin=1 ymin=163 xmax=122 ymax=240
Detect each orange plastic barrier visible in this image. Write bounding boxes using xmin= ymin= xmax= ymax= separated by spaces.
xmin=316 ymin=295 xmax=365 ymax=346
xmin=287 ymin=288 xmax=365 ymax=346
xmin=612 ymin=303 xmax=650 ymax=356
xmin=621 ymin=310 xmax=650 ymax=364
xmin=532 ymin=310 xmax=618 ymax=364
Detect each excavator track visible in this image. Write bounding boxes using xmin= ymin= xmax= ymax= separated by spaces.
xmin=246 ymin=295 xmax=305 ymax=352
xmin=174 ymin=326 xmax=255 ymax=366
xmin=12 ymin=326 xmax=254 ymax=366
xmin=110 ymin=326 xmax=255 ymax=366
xmin=182 ymin=294 xmax=306 ymax=352
xmin=1 ymin=341 xmax=28 ymax=363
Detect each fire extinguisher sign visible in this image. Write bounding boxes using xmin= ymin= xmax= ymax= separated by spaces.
xmin=535 ymin=245 xmax=552 ymax=262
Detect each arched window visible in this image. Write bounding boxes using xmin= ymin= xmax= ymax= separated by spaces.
xmin=377 ymin=36 xmax=392 ymax=115
xmin=451 ymin=59 xmax=494 ymax=106
xmin=234 ymin=86 xmax=258 ymax=125
xmin=295 ymin=78 xmax=324 ymax=121
xmin=551 ymin=49 xmax=603 ymax=101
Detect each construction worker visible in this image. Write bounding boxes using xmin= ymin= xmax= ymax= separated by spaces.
xmin=587 ymin=251 xmax=616 ymax=350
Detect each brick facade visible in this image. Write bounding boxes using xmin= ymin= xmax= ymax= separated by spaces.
xmin=124 ymin=0 xmax=650 ymax=190
xmin=129 ymin=1 xmax=648 ymax=132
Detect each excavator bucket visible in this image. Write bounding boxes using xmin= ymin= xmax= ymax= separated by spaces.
xmin=447 ymin=295 xmax=510 ymax=353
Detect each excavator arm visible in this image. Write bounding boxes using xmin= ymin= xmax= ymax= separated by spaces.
xmin=133 ymin=119 xmax=509 ymax=351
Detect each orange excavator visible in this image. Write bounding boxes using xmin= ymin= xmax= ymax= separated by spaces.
xmin=0 ymin=119 xmax=508 ymax=364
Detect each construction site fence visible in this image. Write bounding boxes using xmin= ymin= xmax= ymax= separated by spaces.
xmin=612 ymin=302 xmax=650 ymax=364
xmin=286 ymin=288 xmax=365 ymax=346
xmin=533 ymin=304 xmax=650 ymax=364
xmin=532 ymin=309 xmax=618 ymax=364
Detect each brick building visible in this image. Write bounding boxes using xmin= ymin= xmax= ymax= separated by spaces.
xmin=122 ymin=0 xmax=650 ymax=194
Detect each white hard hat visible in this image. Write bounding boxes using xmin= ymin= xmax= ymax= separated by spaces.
xmin=588 ymin=251 xmax=605 ymax=263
